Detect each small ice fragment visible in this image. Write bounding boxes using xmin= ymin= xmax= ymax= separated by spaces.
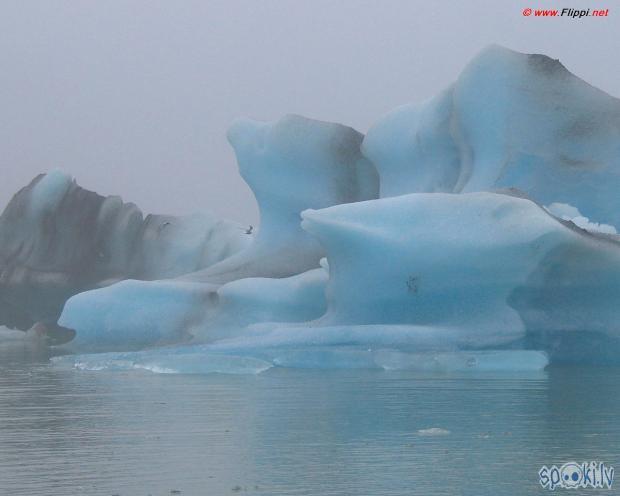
xmin=418 ymin=428 xmax=451 ymax=436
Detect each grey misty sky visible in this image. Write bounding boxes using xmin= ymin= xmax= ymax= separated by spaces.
xmin=1 ymin=0 xmax=618 ymax=225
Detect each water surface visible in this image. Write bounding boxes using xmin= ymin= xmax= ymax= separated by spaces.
xmin=0 ymin=349 xmax=618 ymax=495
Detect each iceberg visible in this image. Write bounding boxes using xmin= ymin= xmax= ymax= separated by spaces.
xmin=21 ymin=46 xmax=620 ymax=368
xmin=0 ymin=170 xmax=250 ymax=332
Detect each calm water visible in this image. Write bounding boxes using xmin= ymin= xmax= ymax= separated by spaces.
xmin=0 ymin=348 xmax=618 ymax=496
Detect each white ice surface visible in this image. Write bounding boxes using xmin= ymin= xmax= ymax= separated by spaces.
xmin=545 ymin=202 xmax=617 ymax=234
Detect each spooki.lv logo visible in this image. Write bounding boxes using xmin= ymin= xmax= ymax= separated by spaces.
xmin=539 ymin=461 xmax=614 ymax=490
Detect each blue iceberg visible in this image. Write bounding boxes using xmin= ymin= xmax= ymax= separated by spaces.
xmin=3 ymin=45 xmax=619 ymax=370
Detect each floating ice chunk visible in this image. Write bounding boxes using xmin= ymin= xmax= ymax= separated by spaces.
xmin=417 ymin=428 xmax=451 ymax=436
xmin=0 ymin=326 xmax=37 ymax=343
xmin=0 ymin=323 xmax=76 ymax=349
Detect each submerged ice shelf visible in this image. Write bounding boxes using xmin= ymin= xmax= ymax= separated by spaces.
xmin=51 ymin=348 xmax=549 ymax=375
xmin=4 ymin=45 xmax=620 ymax=370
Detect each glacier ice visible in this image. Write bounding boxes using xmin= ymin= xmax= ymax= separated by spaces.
xmin=0 ymin=170 xmax=250 ymax=332
xmin=9 ymin=45 xmax=620 ymax=370
xmin=363 ymin=45 xmax=620 ymax=231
